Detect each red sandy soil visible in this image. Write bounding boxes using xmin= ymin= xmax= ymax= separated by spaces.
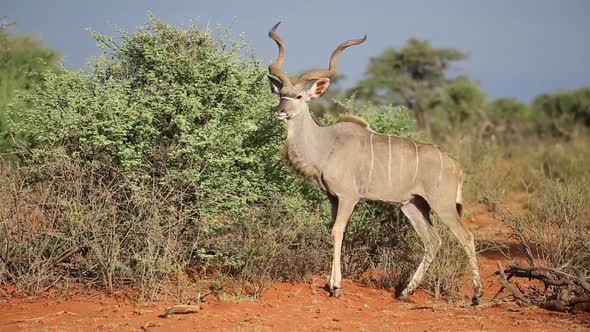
xmin=1 ymin=200 xmax=589 ymax=331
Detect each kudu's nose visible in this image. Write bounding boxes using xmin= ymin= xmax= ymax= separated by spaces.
xmin=275 ymin=107 xmax=288 ymax=120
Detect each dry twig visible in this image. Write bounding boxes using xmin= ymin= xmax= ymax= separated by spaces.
xmin=161 ymin=304 xmax=200 ymax=317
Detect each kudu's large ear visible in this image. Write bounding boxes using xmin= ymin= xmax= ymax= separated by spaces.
xmin=268 ymin=75 xmax=283 ymax=94
xmin=307 ymin=78 xmax=331 ymax=99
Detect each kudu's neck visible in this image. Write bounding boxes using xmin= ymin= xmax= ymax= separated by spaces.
xmin=286 ymin=107 xmax=330 ymax=175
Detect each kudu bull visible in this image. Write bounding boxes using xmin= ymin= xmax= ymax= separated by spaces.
xmin=266 ymin=22 xmax=482 ymax=304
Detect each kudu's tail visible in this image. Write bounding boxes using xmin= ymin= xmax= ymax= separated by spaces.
xmin=456 ymin=170 xmax=464 ymax=217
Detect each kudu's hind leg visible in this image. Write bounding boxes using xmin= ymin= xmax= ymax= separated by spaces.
xmin=326 ymin=196 xmax=357 ymax=297
xmin=433 ymin=204 xmax=483 ymax=304
xmin=399 ymin=197 xmax=441 ymax=299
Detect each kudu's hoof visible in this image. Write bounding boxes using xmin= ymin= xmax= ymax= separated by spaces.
xmin=324 ymin=284 xmax=342 ymax=297
xmin=471 ymin=295 xmax=481 ymax=306
xmin=324 ymin=284 xmax=342 ymax=298
xmin=396 ymin=288 xmax=413 ymax=302
xmin=471 ymin=285 xmax=483 ymax=305
xmin=332 ymin=287 xmax=342 ymax=298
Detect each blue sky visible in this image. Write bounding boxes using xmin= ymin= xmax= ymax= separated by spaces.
xmin=3 ymin=0 xmax=589 ymax=102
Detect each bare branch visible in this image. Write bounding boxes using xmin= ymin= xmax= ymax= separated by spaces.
xmin=496 ymin=261 xmax=527 ymax=301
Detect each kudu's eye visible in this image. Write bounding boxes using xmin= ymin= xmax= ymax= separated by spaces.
xmin=296 ymin=95 xmax=303 ymax=100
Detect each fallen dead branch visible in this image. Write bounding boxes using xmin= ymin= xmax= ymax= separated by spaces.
xmin=161 ymin=304 xmax=200 ymax=317
xmin=495 ymin=261 xmax=590 ymax=313
xmin=159 ymin=291 xmax=210 ymax=317
xmin=496 ymin=262 xmax=526 ymax=302
xmin=12 ymin=311 xmax=79 ymax=323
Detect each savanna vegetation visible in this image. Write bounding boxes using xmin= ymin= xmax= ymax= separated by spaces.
xmin=0 ymin=15 xmax=588 ymax=305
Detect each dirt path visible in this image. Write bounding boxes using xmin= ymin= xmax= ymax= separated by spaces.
xmin=1 ymin=278 xmax=589 ymax=331
xmin=1 ymin=201 xmax=589 ymax=331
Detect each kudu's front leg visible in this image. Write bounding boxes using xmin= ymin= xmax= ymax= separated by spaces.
xmin=327 ymin=196 xmax=357 ymax=297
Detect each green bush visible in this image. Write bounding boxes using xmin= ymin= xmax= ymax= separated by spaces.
xmin=2 ymin=16 xmax=327 ymax=296
xmin=532 ymin=87 xmax=590 ymax=138
xmin=7 ymin=16 xmax=309 ymax=218
xmin=320 ymin=94 xmax=421 ymax=139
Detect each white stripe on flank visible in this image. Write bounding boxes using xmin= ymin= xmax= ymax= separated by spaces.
xmin=399 ymin=145 xmax=403 ymax=183
xmin=411 ymin=140 xmax=419 ymax=184
xmin=388 ymin=136 xmax=392 ymax=185
xmin=457 ymin=169 xmax=464 ymax=203
xmin=438 ymin=148 xmax=444 ymax=185
xmin=448 ymin=156 xmax=455 ymax=170
xmin=368 ymin=133 xmax=375 ymax=183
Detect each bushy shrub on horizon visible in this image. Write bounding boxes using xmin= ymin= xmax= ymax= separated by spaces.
xmin=2 ymin=16 xmax=333 ymax=295
xmin=7 ymin=17 xmax=312 ymax=218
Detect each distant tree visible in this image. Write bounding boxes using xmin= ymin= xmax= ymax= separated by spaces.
xmin=444 ymin=77 xmax=485 ymax=120
xmin=433 ymin=76 xmax=486 ymax=135
xmin=532 ymin=87 xmax=590 ymax=139
xmin=352 ymin=38 xmax=466 ymax=137
xmin=490 ymin=97 xmax=530 ymax=124
xmin=485 ymin=97 xmax=533 ymax=142
xmin=0 ymin=16 xmax=16 ymax=44
xmin=0 ymin=17 xmax=60 ymax=150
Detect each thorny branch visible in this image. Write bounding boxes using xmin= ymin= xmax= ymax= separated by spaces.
xmin=495 ymin=261 xmax=590 ymax=313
